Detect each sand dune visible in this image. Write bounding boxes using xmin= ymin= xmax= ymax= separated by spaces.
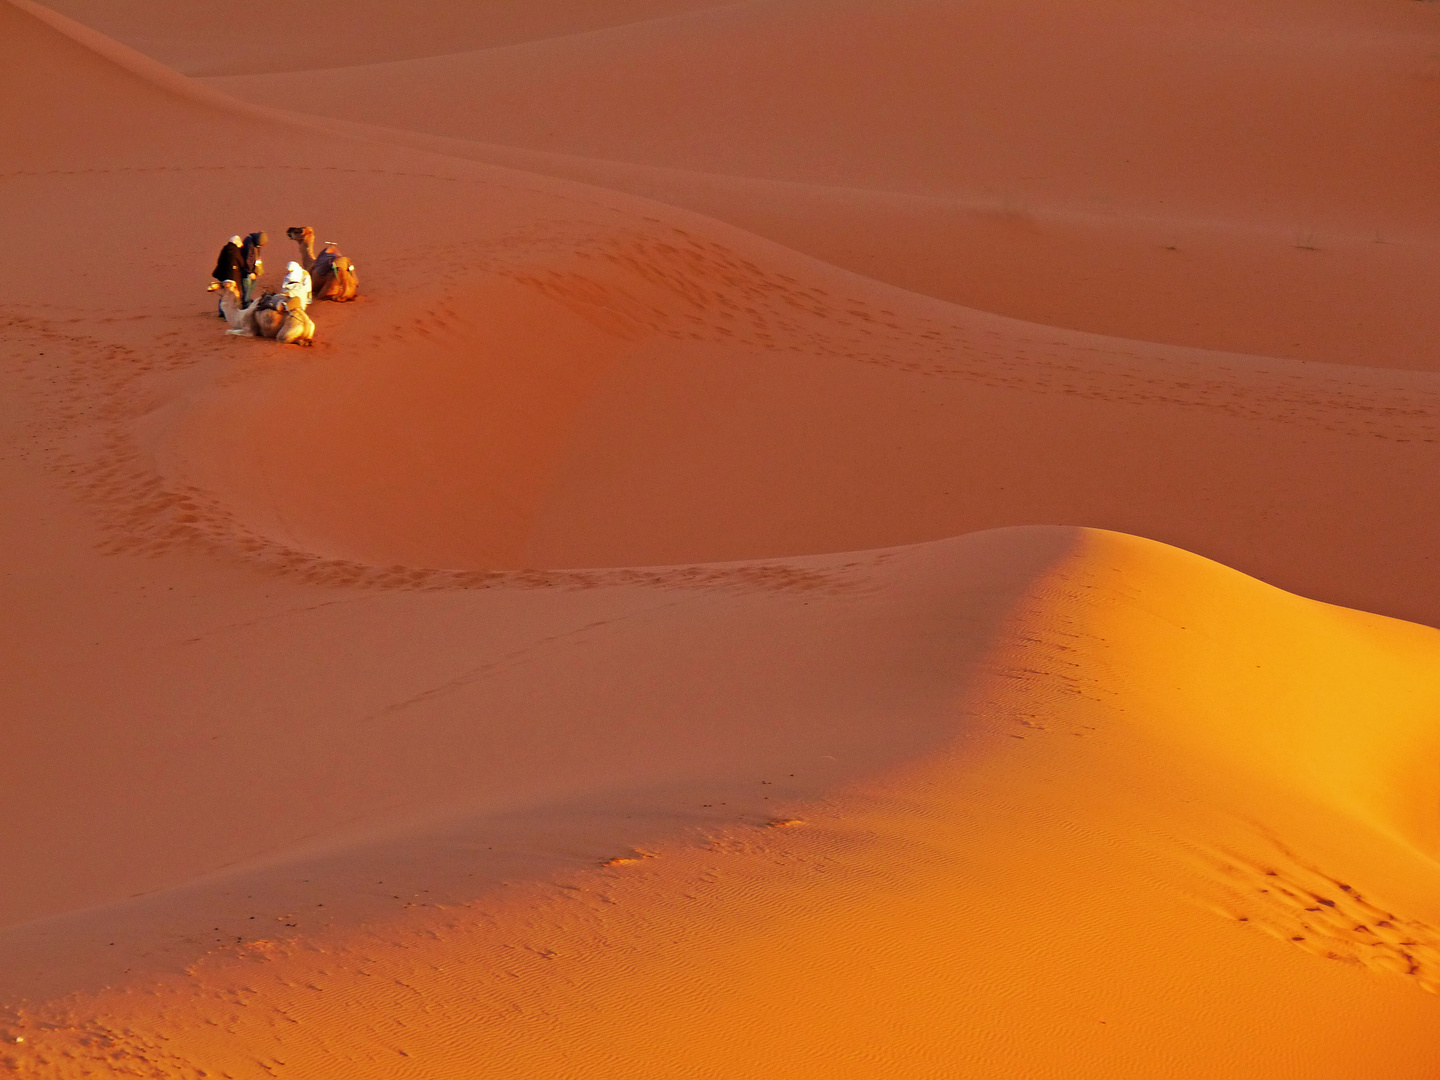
xmin=9 ymin=0 xmax=1440 ymax=624
xmin=40 ymin=0 xmax=736 ymax=76
xmin=315 ymin=140 xmax=1440 ymax=371
xmin=4 ymin=0 xmax=1440 ymax=1075
xmin=201 ymin=0 xmax=1440 ymax=224
xmin=149 ymin=225 xmax=1440 ymax=635
xmin=4 ymin=528 xmax=1440 ymax=1078
xmin=192 ymin=0 xmax=1440 ymax=368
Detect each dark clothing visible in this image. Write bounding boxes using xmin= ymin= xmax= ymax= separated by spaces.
xmin=212 ymin=241 xmax=244 ymax=284
xmin=213 ymin=232 xmax=266 ymax=309
xmin=240 ymin=232 xmax=267 ymax=305
xmin=213 ymin=240 xmax=244 ymax=317
xmin=241 ymin=232 xmax=266 ymax=278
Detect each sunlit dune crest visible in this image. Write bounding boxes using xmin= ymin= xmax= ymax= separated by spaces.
xmin=3 ymin=0 xmax=1440 ymax=1075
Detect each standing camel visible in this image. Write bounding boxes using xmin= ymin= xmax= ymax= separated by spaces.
xmin=287 ymin=226 xmax=359 ymax=302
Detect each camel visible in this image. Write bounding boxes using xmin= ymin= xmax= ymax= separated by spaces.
xmin=251 ymin=293 xmax=289 ymax=339
xmin=286 ymin=226 xmax=359 ymax=302
xmin=208 ymin=280 xmax=315 ymax=345
xmin=244 ymin=263 xmax=313 ymax=336
xmin=209 ymin=279 xmax=259 ymax=335
xmin=271 ymin=296 xmax=316 ymax=345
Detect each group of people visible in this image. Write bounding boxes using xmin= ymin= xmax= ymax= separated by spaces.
xmin=209 ymin=229 xmax=317 ymax=346
xmin=208 ymin=226 xmax=359 ymax=346
xmin=211 ymin=231 xmax=312 ymax=314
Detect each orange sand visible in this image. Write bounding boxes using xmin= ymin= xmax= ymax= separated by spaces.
xmin=3 ymin=0 xmax=1440 ymax=1076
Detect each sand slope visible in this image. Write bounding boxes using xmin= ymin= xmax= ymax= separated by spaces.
xmin=4 ymin=528 xmax=1440 ymax=1079
xmin=193 ymin=0 xmax=1440 ymax=368
xmin=7 ymin=0 xmax=1440 ymax=624
xmin=202 ymin=0 xmax=1440 ymax=224
xmin=4 ymin=0 xmax=1440 ymax=1076
xmin=39 ymin=0 xmax=737 ymax=76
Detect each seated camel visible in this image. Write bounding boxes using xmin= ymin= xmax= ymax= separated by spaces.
xmin=208 ymin=280 xmax=315 ymax=345
xmin=286 ymin=226 xmax=359 ymax=302
xmin=252 ymin=293 xmax=316 ymax=345
xmin=209 ymin=279 xmax=259 ymax=334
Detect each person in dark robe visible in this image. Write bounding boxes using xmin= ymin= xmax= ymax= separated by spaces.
xmin=240 ymin=231 xmax=268 ymax=305
xmin=212 ymin=235 xmax=245 ymax=317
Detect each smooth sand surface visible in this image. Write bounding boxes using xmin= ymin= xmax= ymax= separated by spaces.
xmin=4 ymin=0 xmax=1440 ymax=1075
xmin=188 ymin=0 xmax=1440 ymax=370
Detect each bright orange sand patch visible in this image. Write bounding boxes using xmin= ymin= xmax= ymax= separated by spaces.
xmin=3 ymin=0 xmax=1440 ymax=1076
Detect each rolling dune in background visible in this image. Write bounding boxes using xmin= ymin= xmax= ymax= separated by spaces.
xmin=191 ymin=0 xmax=1440 ymax=371
xmin=4 ymin=0 xmax=1440 ymax=1076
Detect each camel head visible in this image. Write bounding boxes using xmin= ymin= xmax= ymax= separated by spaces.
xmin=287 ymin=226 xmax=319 ymax=274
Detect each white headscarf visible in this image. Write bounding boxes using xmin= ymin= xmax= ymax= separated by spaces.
xmin=280 ymin=261 xmax=312 ymax=309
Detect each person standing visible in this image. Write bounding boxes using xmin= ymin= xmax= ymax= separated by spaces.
xmin=240 ymin=231 xmax=268 ymax=305
xmin=211 ymin=235 xmax=245 ymax=316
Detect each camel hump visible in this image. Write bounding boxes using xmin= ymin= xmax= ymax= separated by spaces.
xmin=310 ymin=247 xmax=358 ymax=301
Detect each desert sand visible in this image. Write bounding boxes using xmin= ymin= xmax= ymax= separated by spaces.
xmin=3 ymin=0 xmax=1439 ymax=1076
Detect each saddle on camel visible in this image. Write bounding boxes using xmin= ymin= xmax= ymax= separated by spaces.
xmin=207 ymin=279 xmax=315 ymax=346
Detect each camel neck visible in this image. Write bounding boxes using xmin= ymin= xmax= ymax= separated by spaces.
xmin=295 ymin=236 xmax=316 ymax=274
